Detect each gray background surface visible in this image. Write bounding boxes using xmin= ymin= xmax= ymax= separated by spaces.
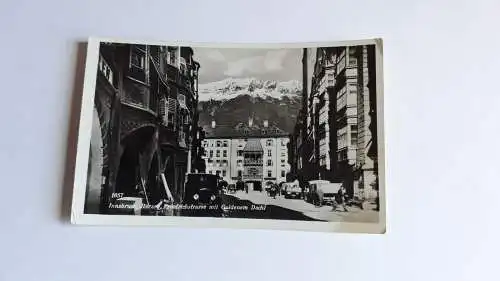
xmin=1 ymin=0 xmax=499 ymax=280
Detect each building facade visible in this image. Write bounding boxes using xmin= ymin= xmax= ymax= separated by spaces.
xmin=85 ymin=43 xmax=201 ymax=214
xmin=202 ymin=119 xmax=290 ymax=190
xmin=291 ymin=45 xmax=378 ymax=202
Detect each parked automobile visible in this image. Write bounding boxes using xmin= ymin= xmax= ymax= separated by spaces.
xmin=305 ymin=180 xmax=330 ymax=206
xmin=283 ymin=181 xmax=301 ymax=199
xmin=183 ymin=173 xmax=224 ymax=217
xmin=317 ymin=183 xmax=342 ymax=206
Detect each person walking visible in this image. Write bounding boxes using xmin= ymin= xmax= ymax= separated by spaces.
xmin=332 ymin=184 xmax=348 ymax=212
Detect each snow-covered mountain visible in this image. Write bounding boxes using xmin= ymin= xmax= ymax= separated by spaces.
xmin=198 ymin=77 xmax=302 ymax=101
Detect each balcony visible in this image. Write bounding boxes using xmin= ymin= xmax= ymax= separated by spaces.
xmin=165 ymin=63 xmax=179 ymax=83
xmin=122 ymin=79 xmax=156 ymax=114
xmin=243 ymin=174 xmax=262 ymax=180
xmin=243 ymin=160 xmax=263 ymax=166
xmin=164 ymin=63 xmax=194 ymax=93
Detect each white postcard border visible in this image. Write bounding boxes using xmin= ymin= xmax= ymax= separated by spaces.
xmin=70 ymin=37 xmax=387 ymax=234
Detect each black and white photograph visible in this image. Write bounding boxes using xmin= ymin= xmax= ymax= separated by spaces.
xmin=71 ymin=38 xmax=385 ymax=233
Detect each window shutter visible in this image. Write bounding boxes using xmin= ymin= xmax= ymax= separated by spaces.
xmin=168 ymin=98 xmax=176 ymax=125
xmin=159 ymin=96 xmax=166 ymax=123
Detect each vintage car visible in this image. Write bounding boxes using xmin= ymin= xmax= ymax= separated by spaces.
xmin=183 ymin=173 xmax=224 ymax=217
xmin=305 ymin=180 xmax=330 ymax=205
xmin=317 ymin=183 xmax=342 ymax=206
xmin=283 ymin=181 xmax=301 ymax=199
xmin=306 ymin=180 xmax=343 ymax=206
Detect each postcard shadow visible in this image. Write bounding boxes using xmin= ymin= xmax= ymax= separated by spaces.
xmin=59 ymin=42 xmax=88 ymax=223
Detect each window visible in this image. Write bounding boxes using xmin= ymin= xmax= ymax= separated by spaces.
xmin=268 ymin=150 xmax=272 ymax=157
xmin=267 ymin=160 xmax=272 ymax=166
xmin=266 ymin=139 xmax=273 ymax=146
xmin=223 ymin=141 xmax=228 ymax=147
xmin=237 ymin=159 xmax=242 ymax=165
xmin=281 ymin=139 xmax=286 ymax=146
xmin=237 ymin=150 xmax=243 ymax=157
xmin=216 ymin=141 xmax=221 ymax=147
xmin=209 ymin=150 xmax=213 ymax=158
xmin=281 ymin=152 xmax=286 ymax=157
xmin=336 ymin=86 xmax=347 ymax=110
xmin=281 ymin=170 xmax=286 ymax=177
xmin=281 ymin=159 xmax=285 ymax=163
xmin=348 ymin=46 xmax=358 ymax=65
xmin=238 ymin=170 xmax=242 ymax=177
xmin=177 ymin=94 xmax=186 ymax=110
xmin=98 ymin=55 xmax=114 ymax=86
xmin=351 ymin=133 xmax=357 ymax=145
xmin=168 ymin=47 xmax=178 ymax=65
xmin=267 ymin=170 xmax=272 ymax=177
xmin=130 ymin=47 xmax=145 ymax=69
xmin=349 ymin=55 xmax=357 ymax=66
xmin=350 ymin=124 xmax=358 ymax=146
xmin=222 ymin=170 xmax=226 ymax=177
xmin=216 ymin=171 xmax=221 ymax=176
xmin=216 ymin=160 xmax=220 ymax=164
xmin=223 ymin=150 xmax=227 ymax=157
xmin=222 ymin=160 xmax=228 ymax=164
xmin=338 ymin=149 xmax=348 ymax=161
xmin=165 ymin=98 xmax=177 ymax=128
xmin=216 ymin=150 xmax=220 ymax=157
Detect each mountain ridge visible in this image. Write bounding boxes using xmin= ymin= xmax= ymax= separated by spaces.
xmin=197 ymin=78 xmax=303 ymax=135
xmin=198 ymin=77 xmax=302 ymax=102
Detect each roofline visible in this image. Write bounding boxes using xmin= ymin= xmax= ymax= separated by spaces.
xmin=205 ymin=134 xmax=290 ymax=139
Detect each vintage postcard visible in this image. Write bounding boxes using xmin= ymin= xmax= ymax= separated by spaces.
xmin=70 ymin=37 xmax=386 ymax=233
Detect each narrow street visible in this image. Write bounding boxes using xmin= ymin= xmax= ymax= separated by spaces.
xmin=221 ymin=190 xmax=379 ymax=223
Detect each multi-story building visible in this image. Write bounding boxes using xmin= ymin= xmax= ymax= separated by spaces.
xmin=202 ymin=119 xmax=290 ymax=191
xmin=85 ymin=43 xmax=200 ymax=214
xmin=289 ymin=49 xmax=313 ymax=187
xmin=291 ymin=44 xmax=378 ymax=202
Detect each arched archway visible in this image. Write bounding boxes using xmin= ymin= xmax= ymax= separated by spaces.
xmin=115 ymin=125 xmax=155 ymax=200
xmin=85 ymin=107 xmax=104 ymax=214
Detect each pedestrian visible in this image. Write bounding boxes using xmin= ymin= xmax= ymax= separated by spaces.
xmin=332 ymin=184 xmax=348 ymax=212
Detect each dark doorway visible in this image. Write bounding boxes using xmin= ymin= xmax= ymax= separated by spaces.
xmin=115 ymin=145 xmax=140 ymax=197
xmin=115 ymin=126 xmax=155 ymax=199
xmin=246 ymin=181 xmax=263 ymax=192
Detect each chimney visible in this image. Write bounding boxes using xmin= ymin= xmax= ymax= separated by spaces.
xmin=211 ymin=120 xmax=216 ymax=128
xmin=263 ymin=120 xmax=269 ymax=128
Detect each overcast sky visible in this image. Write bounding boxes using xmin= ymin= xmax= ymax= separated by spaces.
xmin=192 ymin=47 xmax=303 ymax=84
